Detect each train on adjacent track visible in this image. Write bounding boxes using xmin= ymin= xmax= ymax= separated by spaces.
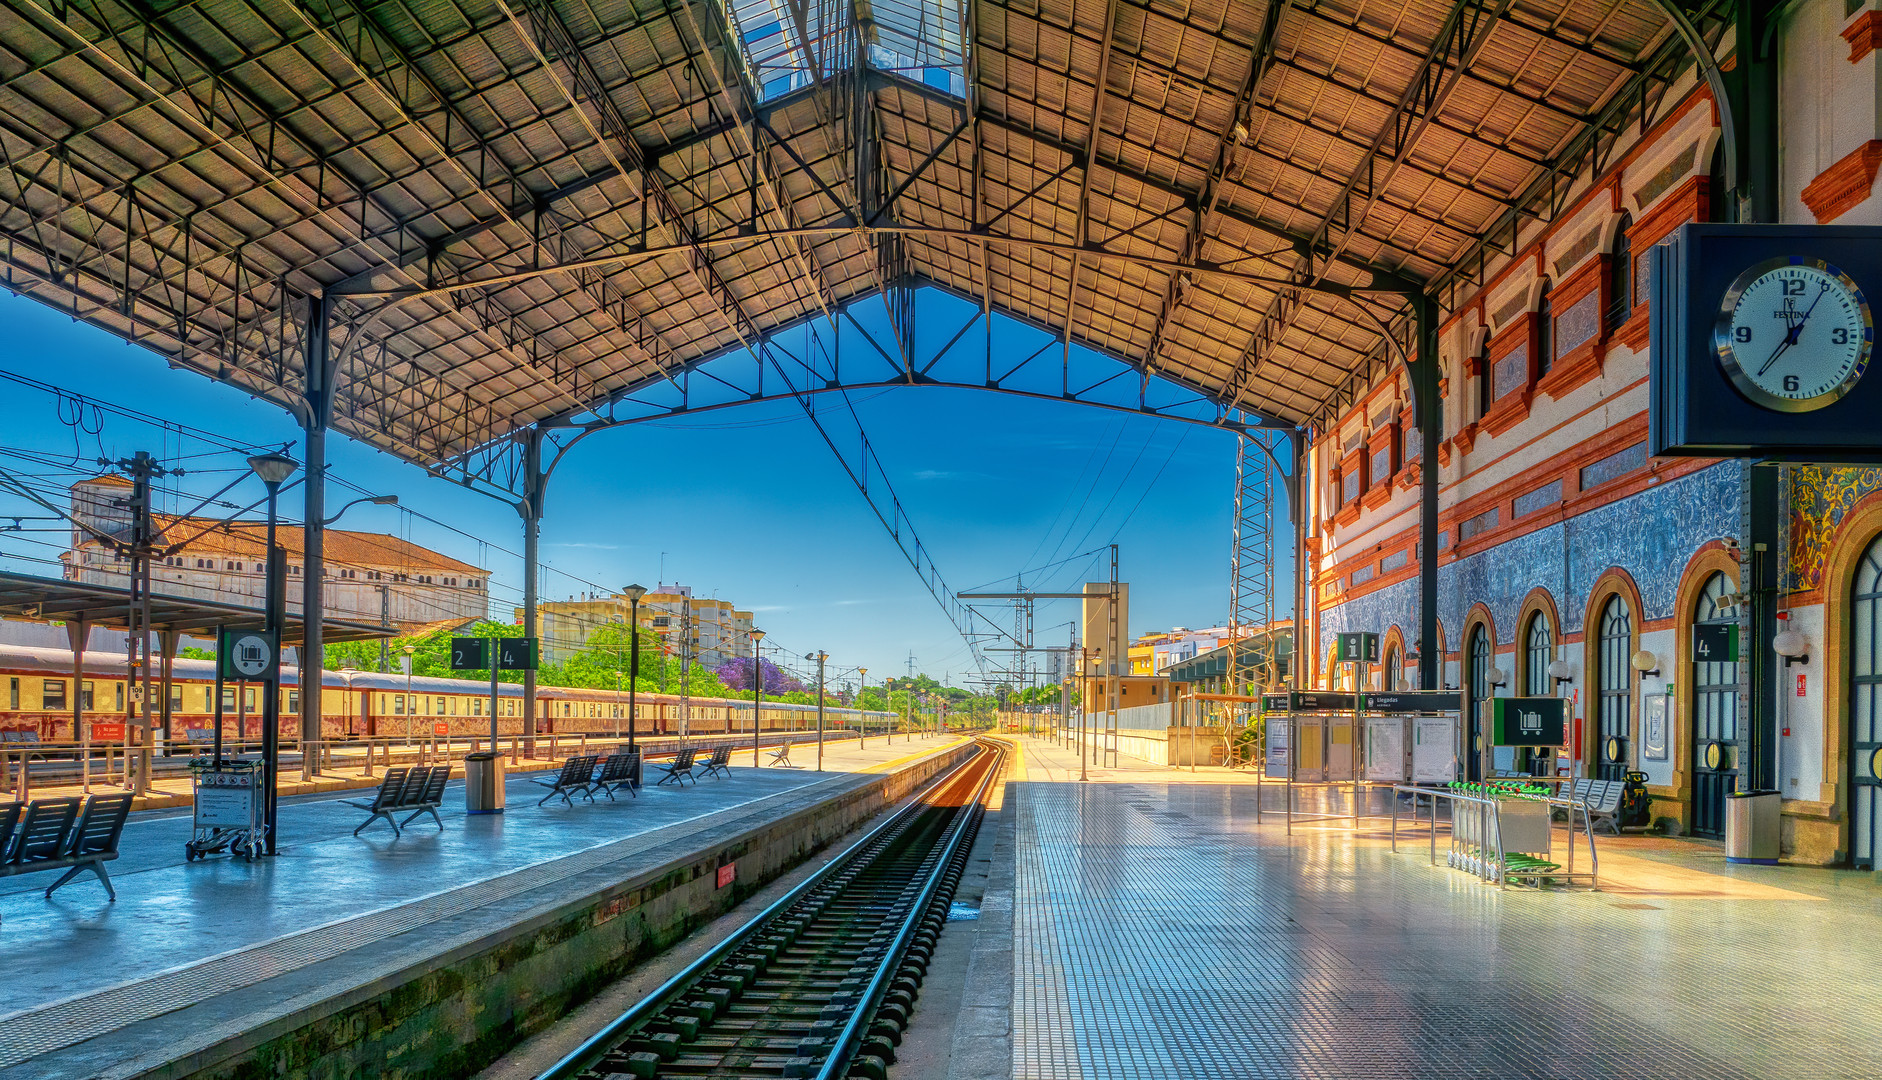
xmin=0 ymin=643 xmax=893 ymax=742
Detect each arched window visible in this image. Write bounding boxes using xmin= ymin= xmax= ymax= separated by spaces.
xmin=1383 ymin=644 xmax=1401 ymax=693
xmin=1690 ymin=572 xmax=1739 ymax=839
xmin=1523 ymin=612 xmax=1554 ymax=697
xmin=1607 ymin=213 xmax=1634 ymax=332
xmin=1852 ymin=538 xmax=1882 ymax=868
xmin=1596 ymin=595 xmax=1634 ymax=781
xmin=1466 ymin=625 xmax=1493 ymax=779
xmin=1536 ymin=280 xmax=1555 ymax=378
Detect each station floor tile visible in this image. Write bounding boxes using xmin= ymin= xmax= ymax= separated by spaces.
xmin=1008 ymin=776 xmax=1882 ymax=1080
xmin=0 ymin=764 xmax=852 ymax=1069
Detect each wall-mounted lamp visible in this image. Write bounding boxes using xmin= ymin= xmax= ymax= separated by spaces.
xmin=1490 ymin=666 xmax=1509 ymax=688
xmin=1630 ymin=649 xmax=1661 ymax=678
xmin=1773 ymin=628 xmax=1810 ymax=667
xmin=1546 ymin=658 xmax=1574 ymax=687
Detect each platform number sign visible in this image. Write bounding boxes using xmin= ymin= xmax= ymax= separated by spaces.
xmin=498 ymin=637 xmax=539 ymax=671
xmin=1336 ymin=632 xmax=1379 ymax=664
xmin=449 ymin=637 xmax=489 ymax=670
xmin=1693 ymin=623 xmax=1739 ymax=663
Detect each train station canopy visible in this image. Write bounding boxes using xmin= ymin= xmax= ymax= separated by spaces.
xmin=0 ymin=0 xmax=1727 ymax=469
xmin=0 ymin=571 xmax=395 ymax=645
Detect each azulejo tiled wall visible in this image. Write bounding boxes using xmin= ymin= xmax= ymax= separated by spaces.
xmin=1320 ymin=461 xmax=1743 ymax=649
xmin=1788 ymin=465 xmax=1882 ymax=594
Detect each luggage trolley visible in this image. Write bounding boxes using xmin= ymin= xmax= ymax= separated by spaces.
xmin=186 ymin=757 xmax=266 ymax=861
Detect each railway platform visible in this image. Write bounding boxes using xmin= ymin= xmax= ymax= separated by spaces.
xmin=939 ymin=735 xmax=1882 ymax=1080
xmin=0 ymin=734 xmax=971 ymax=1080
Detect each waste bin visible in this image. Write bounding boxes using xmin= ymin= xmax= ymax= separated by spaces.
xmin=464 ymin=751 xmax=505 ymax=815
xmin=1724 ymin=789 xmax=1780 ymax=864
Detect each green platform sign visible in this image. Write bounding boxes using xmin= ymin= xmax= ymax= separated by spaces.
xmin=1693 ymin=623 xmax=1739 ymax=663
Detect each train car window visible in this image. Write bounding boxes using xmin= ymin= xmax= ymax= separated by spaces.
xmin=169 ymin=686 xmax=183 ymax=711
xmin=438 ymin=695 xmax=448 ymax=715
xmin=42 ymin=680 xmax=66 ymax=710
xmin=80 ymin=681 xmax=94 ymax=711
xmin=392 ymin=695 xmax=404 ymax=715
xmin=204 ymin=688 xmax=213 ymax=711
xmin=222 ymin=688 xmax=237 ymax=711
xmin=244 ymin=688 xmax=257 ymax=710
xmin=9 ymin=677 xmax=19 ymax=709
xmin=287 ymin=690 xmax=300 ymax=713
xmin=471 ymin=699 xmax=482 ymax=716
xmin=115 ymin=682 xmax=124 ymax=710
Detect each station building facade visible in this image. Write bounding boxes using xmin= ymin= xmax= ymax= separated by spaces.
xmin=1308 ymin=4 xmax=1882 ymax=866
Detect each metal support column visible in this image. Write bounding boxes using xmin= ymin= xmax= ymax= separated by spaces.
xmin=1410 ymin=293 xmax=1443 ymax=691
xmin=300 ymin=293 xmax=333 ymax=778
xmin=1291 ymin=430 xmax=1307 ymax=692
xmin=521 ymin=427 xmax=546 ymax=753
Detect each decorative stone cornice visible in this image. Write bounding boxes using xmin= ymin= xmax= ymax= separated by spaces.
xmin=1800 ymin=140 xmax=1882 ymax=224
xmin=1843 ymin=9 xmax=1882 ymax=63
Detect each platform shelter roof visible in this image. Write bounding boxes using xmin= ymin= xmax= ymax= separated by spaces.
xmin=0 ymin=0 xmax=1726 ymax=467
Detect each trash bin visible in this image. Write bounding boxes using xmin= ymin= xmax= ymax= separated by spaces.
xmin=1724 ymin=789 xmax=1780 ymax=864
xmin=464 ymin=751 xmax=505 ymax=815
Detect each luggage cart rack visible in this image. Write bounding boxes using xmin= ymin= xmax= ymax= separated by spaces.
xmin=186 ymin=757 xmax=266 ymax=861
xmin=1390 ymin=781 xmax=1600 ymax=890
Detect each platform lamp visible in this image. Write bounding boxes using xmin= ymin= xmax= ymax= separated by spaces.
xmin=750 ymin=628 xmax=766 ymax=767
xmin=858 ymin=667 xmax=868 ymax=746
xmin=402 ymin=643 xmax=417 ymax=747
xmin=246 ymin=451 xmax=297 ymax=857
xmin=622 ymin=584 xmax=647 ymax=757
xmin=1547 ymin=658 xmax=1574 ymax=690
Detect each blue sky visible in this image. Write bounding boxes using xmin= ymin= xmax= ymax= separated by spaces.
xmin=0 ymin=286 xmax=1291 ymax=688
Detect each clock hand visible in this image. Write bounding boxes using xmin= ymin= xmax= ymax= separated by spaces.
xmin=1757 ymin=284 xmax=1831 ymax=376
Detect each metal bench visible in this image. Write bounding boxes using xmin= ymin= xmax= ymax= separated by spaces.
xmin=698 ymin=745 xmax=732 ymax=779
xmin=343 ymin=765 xmax=454 ymax=836
xmin=533 ymin=754 xmax=601 ymax=805
xmin=0 ymin=793 xmax=135 ymax=922
xmin=592 ymin=749 xmax=641 ymax=800
xmin=654 ymin=747 xmax=700 ymax=787
xmin=767 ymin=741 xmax=795 ymax=768
xmin=1567 ymin=778 xmax=1625 ymax=834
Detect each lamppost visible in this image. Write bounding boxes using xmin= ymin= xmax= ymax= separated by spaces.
xmin=612 ymin=670 xmax=623 ymax=740
xmin=246 ymin=451 xmax=296 ymax=856
xmin=806 ymin=651 xmax=828 ymax=771
xmin=750 ymin=629 xmax=766 ymax=767
xmin=858 ymin=667 xmax=868 ymax=746
xmin=623 ymin=584 xmax=647 ymax=756
xmin=402 ymin=643 xmax=417 ymax=747
xmin=338 ymin=667 xmax=359 ymax=736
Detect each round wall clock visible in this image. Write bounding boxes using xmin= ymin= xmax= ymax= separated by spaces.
xmin=1714 ymin=256 xmax=1872 ymax=412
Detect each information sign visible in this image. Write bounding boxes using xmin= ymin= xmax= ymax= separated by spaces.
xmin=1288 ymin=690 xmax=1356 ymax=711
xmin=1335 ymin=632 xmax=1379 ymax=664
xmin=91 ymin=721 xmax=126 ymax=740
xmin=1260 ymin=693 xmax=1290 ymax=713
xmin=498 ymin=637 xmax=539 ymax=671
xmin=1361 ymin=690 xmax=1461 ymax=713
xmin=1642 ymin=693 xmax=1669 ymax=761
xmin=449 ymin=637 xmax=489 ymax=670
xmin=194 ymin=769 xmax=257 ymax=828
xmin=433 ymin=722 xmax=450 ymax=736
xmin=1489 ymin=697 xmax=1567 ymax=746
xmin=1693 ymin=623 xmax=1739 ymax=663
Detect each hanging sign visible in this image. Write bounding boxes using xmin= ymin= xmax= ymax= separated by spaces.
xmin=1489 ymin=697 xmax=1567 ymax=746
xmin=498 ymin=637 xmax=539 ymax=671
xmin=449 ymin=637 xmax=489 ymax=670
xmin=1336 ymin=632 xmax=1380 ymax=664
xmin=1693 ymin=624 xmax=1739 ymax=663
xmin=1361 ymin=690 xmax=1461 ymax=713
xmin=219 ymin=628 xmax=276 ymax=682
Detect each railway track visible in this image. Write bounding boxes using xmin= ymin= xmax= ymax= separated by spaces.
xmin=539 ymin=737 xmax=1005 ymax=1080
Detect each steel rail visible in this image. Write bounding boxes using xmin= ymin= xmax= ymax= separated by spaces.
xmin=537 ymin=737 xmax=1003 ymax=1080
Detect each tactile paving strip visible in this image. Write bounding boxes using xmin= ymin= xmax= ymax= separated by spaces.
xmin=0 ymin=785 xmax=823 ymax=1068
xmin=1011 ymin=781 xmax=1873 ymax=1079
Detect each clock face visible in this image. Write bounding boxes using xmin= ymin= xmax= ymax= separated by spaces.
xmin=1714 ymin=257 xmax=1872 ymax=413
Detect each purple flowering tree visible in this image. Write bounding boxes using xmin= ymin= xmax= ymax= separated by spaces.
xmin=716 ymin=655 xmax=804 ymax=694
